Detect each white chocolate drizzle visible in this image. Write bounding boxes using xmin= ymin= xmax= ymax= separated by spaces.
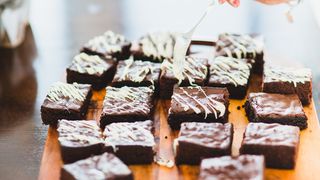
xmin=210 ymin=56 xmax=251 ymax=86
xmin=161 ymin=57 xmax=207 ymax=85
xmin=140 ymin=32 xmax=176 ymax=61
xmin=218 ymin=34 xmax=263 ymax=59
xmin=85 ymin=31 xmax=126 ymax=53
xmin=172 ymin=87 xmax=226 ymax=119
xmin=72 ymin=53 xmax=109 ymax=75
xmin=103 ymin=86 xmax=153 ymax=114
xmin=104 ymin=121 xmax=155 ymax=152
xmin=47 ymin=82 xmax=86 ymax=102
xmin=118 ymin=59 xmax=158 ymax=83
xmin=264 ymin=65 xmax=311 ymax=87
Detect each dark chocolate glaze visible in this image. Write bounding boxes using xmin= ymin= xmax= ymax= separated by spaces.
xmin=242 ymin=123 xmax=300 ymax=147
xmin=199 ymin=155 xmax=264 ymax=180
xmin=61 ymin=152 xmax=133 ymax=180
xmin=178 ymin=122 xmax=233 ymax=148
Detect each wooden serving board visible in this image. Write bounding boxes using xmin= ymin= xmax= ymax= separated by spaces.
xmin=38 ymin=74 xmax=320 ymax=180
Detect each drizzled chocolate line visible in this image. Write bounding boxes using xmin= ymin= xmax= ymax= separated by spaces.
xmin=264 ymin=66 xmax=311 ymax=87
xmin=161 ymin=57 xmax=207 ymax=85
xmin=119 ymin=59 xmax=155 ymax=83
xmin=172 ymin=87 xmax=226 ymax=119
xmin=85 ymin=31 xmax=126 ymax=53
xmin=47 ymin=82 xmax=86 ymax=102
xmin=139 ymin=32 xmax=176 ymax=61
xmin=103 ymin=86 xmax=153 ymax=114
xmin=210 ymin=56 xmax=251 ymax=86
xmin=218 ymin=34 xmax=262 ymax=59
xmin=72 ymin=53 xmax=108 ymax=75
xmin=58 ymin=120 xmax=103 ymax=145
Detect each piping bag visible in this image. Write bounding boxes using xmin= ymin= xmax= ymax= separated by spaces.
xmin=172 ymin=0 xmax=301 ymax=84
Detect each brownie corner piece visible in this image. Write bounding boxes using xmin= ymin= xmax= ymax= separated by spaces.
xmin=103 ymin=120 xmax=155 ymax=164
xmin=66 ymin=52 xmax=117 ymax=89
xmin=240 ymin=123 xmax=300 ymax=169
xmin=57 ymin=119 xmax=104 ymax=164
xmin=40 ymin=82 xmax=92 ymax=125
xmin=168 ymin=86 xmax=229 ymax=129
xmin=61 ymin=152 xmax=133 ymax=180
xmin=208 ymin=56 xmax=251 ymax=99
xmin=82 ymin=30 xmax=131 ymax=60
xmin=159 ymin=56 xmax=208 ymax=99
xmin=174 ymin=122 xmax=233 ymax=165
xmin=245 ymin=92 xmax=307 ymax=129
xmin=199 ymin=155 xmax=265 ymax=180
xmin=99 ymin=86 xmax=154 ymax=128
xmin=263 ymin=65 xmax=312 ymax=105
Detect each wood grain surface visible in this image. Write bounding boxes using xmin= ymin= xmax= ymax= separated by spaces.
xmin=38 ymin=74 xmax=320 ymax=180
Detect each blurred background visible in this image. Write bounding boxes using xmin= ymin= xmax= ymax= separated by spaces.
xmin=0 ymin=0 xmax=320 ymax=179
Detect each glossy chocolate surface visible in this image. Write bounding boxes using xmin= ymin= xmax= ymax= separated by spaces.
xmin=61 ymin=152 xmax=132 ymax=180
xmin=199 ymin=155 xmax=264 ymax=180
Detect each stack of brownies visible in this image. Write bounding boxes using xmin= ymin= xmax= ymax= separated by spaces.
xmin=40 ymin=31 xmax=312 ymax=180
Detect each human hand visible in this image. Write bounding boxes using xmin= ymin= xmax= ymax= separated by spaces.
xmin=218 ymin=0 xmax=240 ymax=7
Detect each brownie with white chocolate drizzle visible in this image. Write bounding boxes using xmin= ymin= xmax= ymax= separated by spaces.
xmin=99 ymin=86 xmax=154 ymax=128
xmin=40 ymin=82 xmax=92 ymax=125
xmin=57 ymin=120 xmax=104 ymax=164
xmin=61 ymin=152 xmax=133 ymax=180
xmin=66 ymin=52 xmax=117 ymax=90
xmin=168 ymin=86 xmax=229 ymax=129
xmin=159 ymin=56 xmax=208 ymax=99
xmin=131 ymin=32 xmax=179 ymax=63
xmin=82 ymin=31 xmax=131 ymax=60
xmin=245 ymin=92 xmax=308 ymax=129
xmin=262 ymin=65 xmax=312 ymax=105
xmin=174 ymin=122 xmax=233 ymax=165
xmin=216 ymin=33 xmax=264 ymax=74
xmin=240 ymin=123 xmax=300 ymax=169
xmin=112 ymin=59 xmax=161 ymax=94
xmin=102 ymin=120 xmax=155 ymax=164
xmin=208 ymin=56 xmax=252 ymax=99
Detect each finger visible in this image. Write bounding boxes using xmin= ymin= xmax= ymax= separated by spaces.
xmin=219 ymin=0 xmax=227 ymax=4
xmin=227 ymin=0 xmax=240 ymax=7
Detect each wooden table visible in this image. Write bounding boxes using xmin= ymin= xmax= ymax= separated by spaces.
xmin=1 ymin=0 xmax=320 ymax=179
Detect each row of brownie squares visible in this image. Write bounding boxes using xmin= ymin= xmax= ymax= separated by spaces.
xmin=41 ymin=81 xmax=308 ymax=130
xmin=66 ymin=30 xmax=312 ymax=105
xmin=59 ymin=120 xmax=299 ymax=180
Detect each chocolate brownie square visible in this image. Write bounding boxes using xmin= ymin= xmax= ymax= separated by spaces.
xmin=61 ymin=152 xmax=133 ymax=180
xmin=168 ymin=86 xmax=229 ymax=129
xmin=240 ymin=123 xmax=300 ymax=169
xmin=99 ymin=86 xmax=154 ymax=128
xmin=216 ymin=33 xmax=264 ymax=74
xmin=208 ymin=56 xmax=251 ymax=99
xmin=245 ymin=92 xmax=308 ymax=129
xmin=112 ymin=59 xmax=161 ymax=94
xmin=131 ymin=32 xmax=177 ymax=63
xmin=82 ymin=31 xmax=131 ymax=60
xmin=41 ymin=82 xmax=92 ymax=125
xmin=159 ymin=56 xmax=208 ymax=99
xmin=57 ymin=120 xmax=104 ymax=164
xmin=103 ymin=120 xmax=155 ymax=164
xmin=199 ymin=155 xmax=265 ymax=180
xmin=66 ymin=52 xmax=117 ymax=90
xmin=174 ymin=122 xmax=233 ymax=165
xmin=263 ymin=65 xmax=312 ymax=105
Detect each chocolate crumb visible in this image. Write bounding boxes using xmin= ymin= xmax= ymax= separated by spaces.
xmin=165 ymin=136 xmax=168 ymax=139
xmin=237 ymin=106 xmax=241 ymax=110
